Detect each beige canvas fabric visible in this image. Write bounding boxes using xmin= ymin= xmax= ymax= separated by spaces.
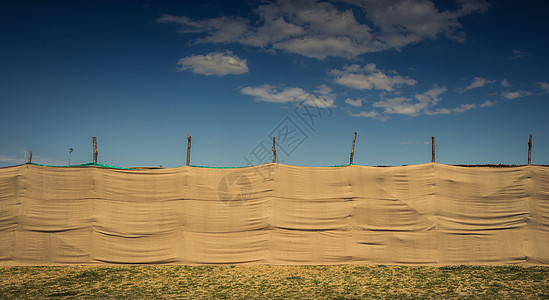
xmin=0 ymin=163 xmax=547 ymax=265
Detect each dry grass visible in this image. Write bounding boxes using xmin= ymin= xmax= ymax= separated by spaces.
xmin=1 ymin=265 xmax=548 ymax=299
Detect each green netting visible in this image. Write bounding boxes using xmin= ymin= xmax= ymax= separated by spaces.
xmin=327 ymin=163 xmax=352 ymax=167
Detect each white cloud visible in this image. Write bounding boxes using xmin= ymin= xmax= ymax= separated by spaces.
xmin=314 ymin=84 xmax=332 ymax=95
xmin=349 ymin=110 xmax=385 ymax=120
xmin=159 ymin=0 xmax=489 ymax=60
xmin=363 ymin=85 xmax=475 ymax=117
xmin=460 ymin=77 xmax=495 ymax=92
xmin=512 ymin=49 xmax=530 ymax=59
xmin=273 ymin=37 xmax=367 ymax=60
xmin=239 ymin=17 xmax=305 ymax=47
xmin=425 ymin=108 xmax=452 ymax=115
xmin=538 ymin=81 xmax=549 ymax=93
xmin=345 ymin=98 xmax=363 ymax=107
xmin=342 ymin=0 xmax=489 ymax=49
xmin=307 ymin=84 xmax=336 ymax=107
xmin=370 ymin=85 xmax=447 ymax=116
xmin=415 ymin=85 xmax=447 ymax=106
xmin=452 ymin=103 xmax=477 ymax=113
xmin=480 ymin=100 xmax=497 ymax=108
xmin=240 ymin=85 xmax=305 ymax=103
xmin=240 ymin=84 xmax=335 ymax=107
xmin=239 ymin=0 xmax=377 ymax=59
xmin=501 ymin=90 xmax=532 ymax=100
xmin=501 ymin=79 xmax=511 ymax=87
xmin=157 ymin=15 xmax=249 ymax=44
xmin=345 ymin=81 xmax=482 ymax=120
xmin=373 ymin=96 xmax=422 ymax=116
xmin=176 ymin=51 xmax=248 ymax=76
xmin=330 ymin=64 xmax=417 ymax=91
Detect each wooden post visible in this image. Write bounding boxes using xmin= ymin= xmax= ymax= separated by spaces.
xmin=186 ymin=135 xmax=191 ymax=166
xmin=92 ymin=137 xmax=98 ymax=163
xmin=27 ymin=151 xmax=32 ymax=163
xmin=272 ymin=136 xmax=277 ymax=163
xmin=528 ymin=134 xmax=532 ymax=165
xmin=431 ymin=136 xmax=435 ymax=163
xmin=350 ymin=132 xmax=357 ymax=165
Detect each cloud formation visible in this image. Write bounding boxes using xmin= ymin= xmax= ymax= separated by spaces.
xmin=480 ymin=100 xmax=497 ymax=108
xmin=501 ymin=79 xmax=511 ymax=87
xmin=157 ymin=15 xmax=249 ymax=44
xmin=330 ymin=64 xmax=417 ymax=91
xmin=176 ymin=51 xmax=248 ymax=76
xmin=371 ymin=85 xmax=447 ymax=116
xmin=349 ymin=110 xmax=385 ymax=120
xmin=452 ymin=103 xmax=477 ymax=113
xmin=459 ymin=77 xmax=495 ymax=92
xmin=161 ymin=1 xmax=497 ymax=120
xmin=159 ymin=0 xmax=489 ymax=59
xmin=501 ymin=90 xmax=532 ymax=100
xmin=511 ymin=49 xmax=530 ymax=59
xmin=345 ymin=98 xmax=363 ymax=107
xmin=538 ymin=82 xmax=549 ymax=93
xmin=240 ymin=84 xmax=335 ymax=107
xmin=350 ymin=84 xmax=480 ymax=119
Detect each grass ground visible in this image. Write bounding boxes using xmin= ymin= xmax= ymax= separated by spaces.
xmin=0 ymin=265 xmax=548 ymax=299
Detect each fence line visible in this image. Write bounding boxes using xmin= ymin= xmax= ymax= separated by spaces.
xmin=21 ymin=133 xmax=541 ymax=168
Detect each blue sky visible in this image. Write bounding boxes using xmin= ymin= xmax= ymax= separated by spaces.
xmin=1 ymin=0 xmax=548 ymax=168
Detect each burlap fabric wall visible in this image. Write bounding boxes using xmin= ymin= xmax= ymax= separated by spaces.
xmin=1 ymin=163 xmax=547 ymax=265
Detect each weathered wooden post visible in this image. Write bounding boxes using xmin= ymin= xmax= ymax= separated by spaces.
xmin=431 ymin=136 xmax=435 ymax=163
xmin=350 ymin=132 xmax=357 ymax=165
xmin=528 ymin=134 xmax=532 ymax=165
xmin=272 ymin=136 xmax=277 ymax=163
xmin=186 ymin=135 xmax=191 ymax=166
xmin=92 ymin=137 xmax=98 ymax=163
xmin=27 ymin=151 xmax=33 ymax=163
